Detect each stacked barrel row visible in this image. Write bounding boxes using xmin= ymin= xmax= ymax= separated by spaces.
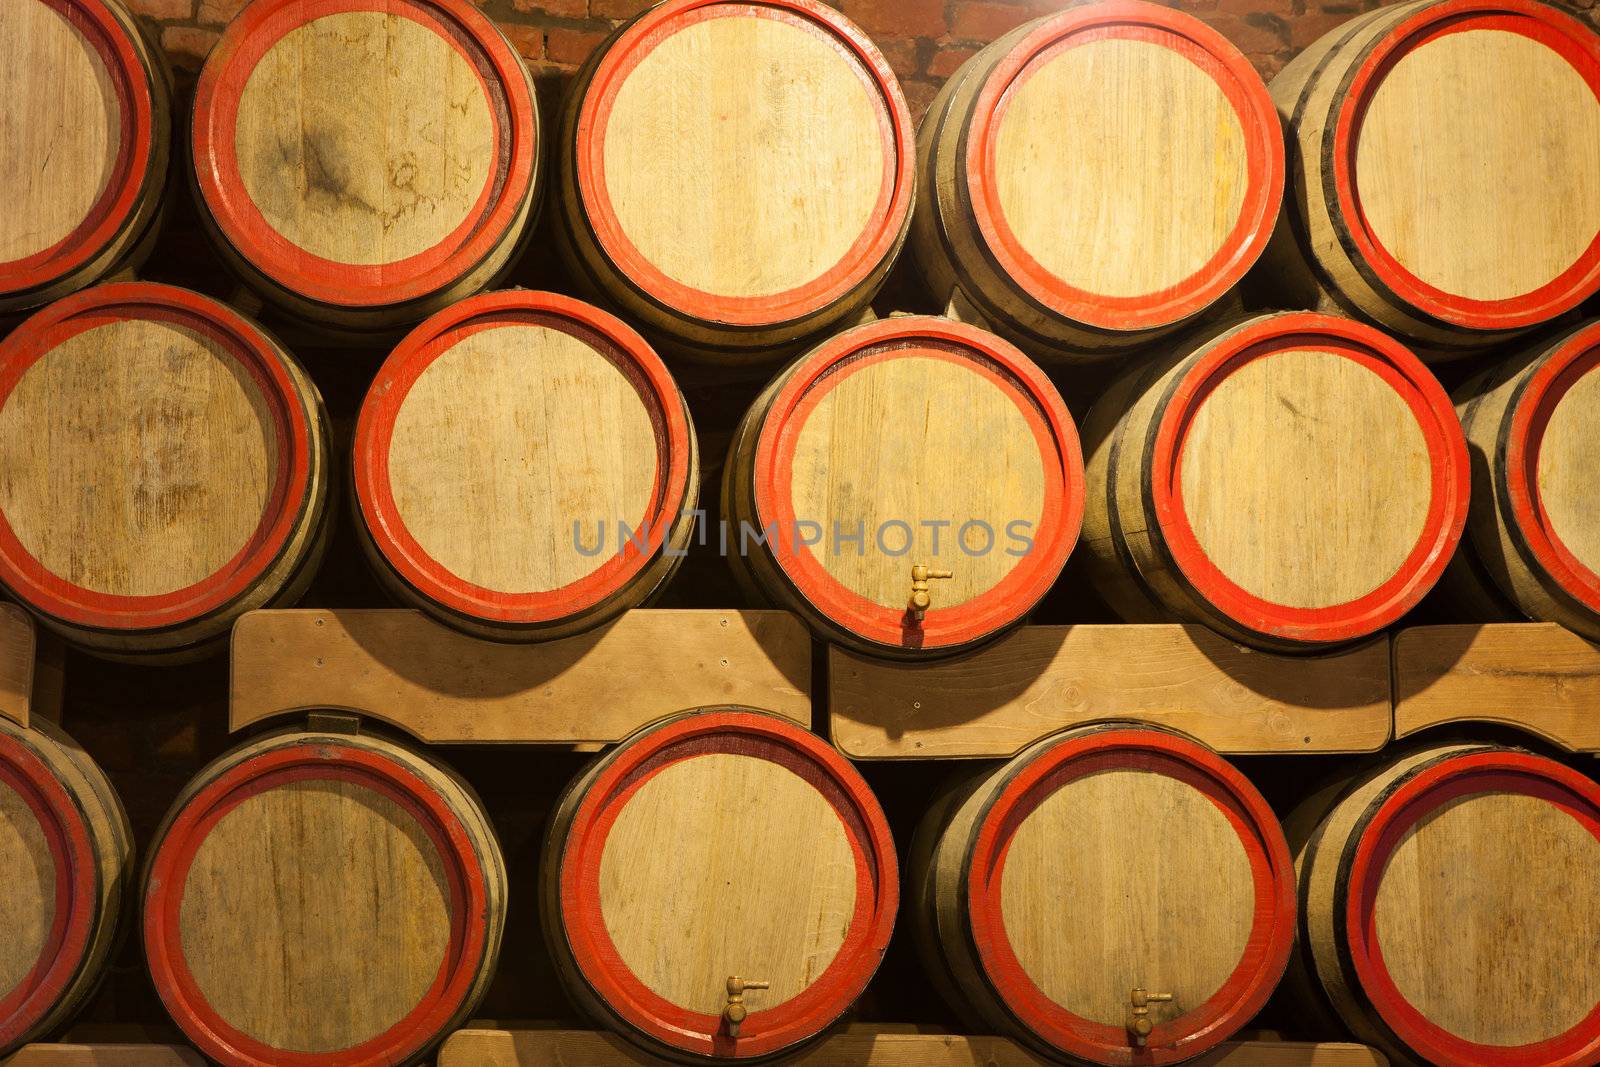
xmin=5 ymin=0 xmax=1600 ymax=659
xmin=12 ymin=705 xmax=1600 ymax=1067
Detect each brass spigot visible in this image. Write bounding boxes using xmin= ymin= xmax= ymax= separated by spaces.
xmin=908 ymin=563 xmax=953 ymax=621
xmin=722 ymin=976 xmax=769 ymax=1039
xmin=1128 ymin=988 xmax=1173 ymax=1047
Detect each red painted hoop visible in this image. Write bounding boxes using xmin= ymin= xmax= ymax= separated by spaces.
xmin=144 ymin=741 xmax=491 ymax=1067
xmin=353 ymin=290 xmax=692 ymax=624
xmin=0 ymin=730 xmax=98 ymax=1050
xmin=0 ymin=282 xmax=313 ymax=632
xmin=963 ymin=1 xmax=1283 ymax=332
xmin=0 ymin=0 xmax=156 ymax=298
xmin=1500 ymin=320 xmax=1600 ymax=618
xmin=1149 ymin=313 xmax=1469 ymax=645
xmin=963 ymin=728 xmax=1295 ymax=1065
xmin=574 ymin=0 xmax=914 ymax=327
xmin=192 ymin=0 xmax=536 ymax=309
xmin=1331 ymin=0 xmax=1600 ymax=330
xmin=555 ymin=710 xmax=897 ymax=1059
xmin=751 ymin=317 xmax=1084 ymax=652
xmin=1343 ymin=750 xmax=1600 ymax=1067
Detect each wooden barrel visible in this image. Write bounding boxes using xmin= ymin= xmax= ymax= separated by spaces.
xmin=0 ymin=0 xmax=171 ymax=315
xmin=353 ymin=290 xmax=698 ymax=641
xmin=1449 ymin=319 xmax=1600 ymax=639
xmin=1079 ymin=311 xmax=1468 ymax=651
xmin=911 ymin=1 xmax=1283 ymax=361
xmin=1287 ymin=741 xmax=1600 ymax=1066
xmin=0 ymin=717 xmax=130 ymax=1057
xmin=190 ymin=0 xmax=540 ymax=335
xmin=722 ymin=315 xmax=1083 ymax=657
xmin=143 ymin=725 xmax=505 ymax=1067
xmin=1255 ymin=0 xmax=1600 ymax=353
xmin=909 ymin=723 xmax=1294 ymax=1065
xmin=541 ymin=708 xmax=897 ymax=1062
xmin=0 ymin=282 xmax=331 ymax=660
xmin=556 ymin=0 xmax=915 ymax=359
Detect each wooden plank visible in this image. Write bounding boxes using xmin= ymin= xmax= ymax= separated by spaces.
xmin=0 ymin=1048 xmax=204 ymax=1067
xmin=1394 ymin=623 xmax=1600 ymax=751
xmin=830 ymin=624 xmax=1392 ymax=758
xmin=0 ymin=603 xmax=36 ymax=729
xmin=437 ymin=1029 xmax=1387 ymax=1066
xmin=229 ymin=608 xmax=812 ymax=743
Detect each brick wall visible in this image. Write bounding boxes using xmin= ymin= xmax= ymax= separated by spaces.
xmin=126 ymin=0 xmax=1600 ymax=122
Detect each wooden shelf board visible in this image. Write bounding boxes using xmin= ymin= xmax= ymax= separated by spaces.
xmin=1394 ymin=622 xmax=1600 ymax=752
xmin=0 ymin=602 xmax=37 ymax=729
xmin=229 ymin=608 xmax=812 ymax=743
xmin=830 ymin=624 xmax=1392 ymax=758
xmin=437 ymin=1028 xmax=1388 ymax=1066
xmin=0 ymin=1048 xmax=203 ymax=1067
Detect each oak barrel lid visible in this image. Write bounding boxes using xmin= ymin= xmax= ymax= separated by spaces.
xmin=1340 ymin=748 xmax=1600 ymax=1066
xmin=0 ymin=722 xmax=98 ymax=1050
xmin=1150 ymin=312 xmax=1467 ymax=644
xmin=959 ymin=726 xmax=1294 ymax=1064
xmin=960 ymin=0 xmax=1282 ymax=331
xmin=353 ymin=290 xmax=693 ymax=625
xmin=749 ymin=316 xmax=1082 ymax=652
xmin=1328 ymin=0 xmax=1600 ymax=330
xmin=0 ymin=282 xmax=316 ymax=632
xmin=143 ymin=737 xmax=493 ymax=1067
xmin=0 ymin=0 xmax=160 ymax=297
xmin=572 ymin=0 xmax=914 ymax=328
xmin=1498 ymin=319 xmax=1600 ymax=617
xmin=553 ymin=709 xmax=897 ymax=1059
xmin=191 ymin=0 xmax=537 ymax=309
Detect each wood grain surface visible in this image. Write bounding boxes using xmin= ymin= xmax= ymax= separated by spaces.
xmin=1373 ymin=789 xmax=1600 ymax=1046
xmin=176 ymin=777 xmax=452 ymax=1052
xmin=997 ymin=768 xmax=1255 ymax=1025
xmin=0 ymin=0 xmax=121 ymax=266
xmin=229 ymin=609 xmax=811 ymax=742
xmin=0 ymin=1048 xmax=204 ymax=1067
xmin=1177 ymin=348 xmax=1430 ymax=609
xmin=385 ymin=323 xmax=661 ymax=595
xmin=596 ymin=752 xmax=857 ymax=1014
xmin=0 ymin=319 xmax=277 ymax=600
xmin=436 ymin=1028 xmax=1388 ymax=1066
xmin=0 ymin=604 xmax=36 ymax=729
xmin=993 ymin=37 xmax=1247 ymax=300
xmin=1393 ymin=623 xmax=1600 ymax=750
xmin=1353 ymin=27 xmax=1600 ymax=304
xmin=786 ymin=353 xmax=1045 ymax=610
xmin=598 ymin=12 xmax=886 ymax=301
xmin=234 ymin=10 xmax=494 ymax=267
xmin=830 ymin=624 xmax=1391 ymax=758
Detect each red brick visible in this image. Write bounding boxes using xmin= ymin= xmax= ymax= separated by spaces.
xmin=591 ymin=0 xmax=651 ymax=17
xmin=1199 ymin=13 xmax=1286 ymax=56
xmin=1218 ymin=0 xmax=1288 ymax=15
xmin=1289 ymin=11 xmax=1350 ymax=48
xmin=499 ymin=22 xmax=545 ymax=63
xmin=900 ymin=78 xmax=939 ymax=126
xmin=197 ymin=0 xmax=246 ymax=26
xmin=876 ymin=38 xmax=921 ymax=82
xmin=126 ymin=0 xmax=192 ymax=19
xmin=162 ymin=25 xmax=220 ymax=70
xmin=510 ymin=0 xmax=586 ymax=14
xmin=839 ymin=0 xmax=946 ymax=40
xmin=927 ymin=45 xmax=977 ymax=79
xmin=949 ymin=1 xmax=1034 ymax=42
xmin=545 ymin=26 xmax=607 ymax=66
